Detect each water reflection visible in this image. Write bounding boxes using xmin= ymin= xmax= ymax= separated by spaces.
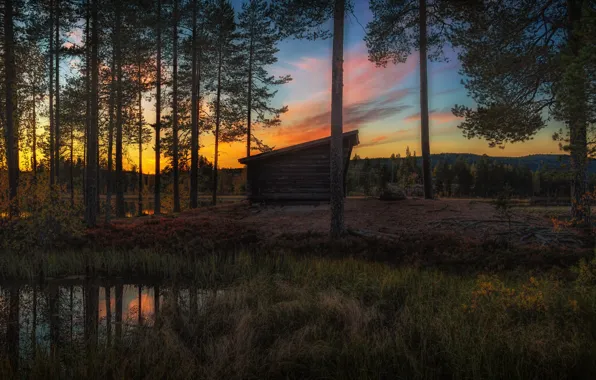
xmin=0 ymin=281 xmax=219 ymax=374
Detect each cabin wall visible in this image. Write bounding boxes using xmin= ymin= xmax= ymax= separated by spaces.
xmin=246 ymin=140 xmax=354 ymax=202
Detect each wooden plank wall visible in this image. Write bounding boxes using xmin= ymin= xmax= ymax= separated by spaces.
xmin=247 ymin=140 xmax=354 ymax=202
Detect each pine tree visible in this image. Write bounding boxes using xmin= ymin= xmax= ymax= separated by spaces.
xmin=85 ymin=0 xmax=99 ymax=227
xmin=154 ymin=0 xmax=163 ymax=215
xmin=237 ymin=0 xmax=291 ymax=158
xmin=205 ymin=0 xmax=239 ymax=206
xmin=365 ymin=0 xmax=454 ymax=200
xmin=54 ymin=0 xmax=61 ymax=183
xmin=4 ymin=0 xmax=19 ymax=216
xmin=190 ymin=0 xmax=200 ymax=209
xmin=172 ymin=0 xmax=181 ymax=213
xmin=114 ymin=0 xmax=125 ymax=218
xmin=450 ymin=0 xmax=596 ymax=225
xmin=272 ymin=0 xmax=351 ymax=238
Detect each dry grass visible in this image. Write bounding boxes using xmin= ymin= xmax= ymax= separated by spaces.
xmin=3 ymin=254 xmax=596 ymax=379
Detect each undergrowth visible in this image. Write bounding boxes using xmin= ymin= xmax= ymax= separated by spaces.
xmin=1 ymin=253 xmax=596 ymax=379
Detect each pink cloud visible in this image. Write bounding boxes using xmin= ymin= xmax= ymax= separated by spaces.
xmin=273 ymin=43 xmax=417 ymax=147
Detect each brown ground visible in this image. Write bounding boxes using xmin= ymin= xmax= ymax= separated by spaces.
xmin=188 ymin=197 xmax=573 ymax=243
xmin=93 ymin=198 xmax=588 ymax=273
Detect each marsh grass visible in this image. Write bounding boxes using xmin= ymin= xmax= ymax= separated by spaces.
xmin=1 ymin=253 xmax=596 ymax=379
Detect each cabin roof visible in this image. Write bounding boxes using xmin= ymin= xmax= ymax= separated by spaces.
xmin=238 ymin=130 xmax=359 ymax=164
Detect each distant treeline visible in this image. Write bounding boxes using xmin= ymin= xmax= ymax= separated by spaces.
xmin=347 ymin=150 xmax=594 ymax=199
xmin=24 ymin=155 xmax=245 ymax=197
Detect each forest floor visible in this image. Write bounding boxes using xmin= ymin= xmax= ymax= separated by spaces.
xmin=85 ymin=198 xmax=590 ymax=275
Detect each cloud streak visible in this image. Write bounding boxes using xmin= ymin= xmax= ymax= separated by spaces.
xmin=272 ymin=43 xmax=418 ymax=146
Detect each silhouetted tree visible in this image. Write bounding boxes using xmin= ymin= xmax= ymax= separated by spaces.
xmin=450 ymin=0 xmax=596 ymax=225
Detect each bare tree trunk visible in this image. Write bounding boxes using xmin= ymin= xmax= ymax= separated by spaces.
xmin=83 ymin=0 xmax=90 ymax=206
xmin=55 ymin=0 xmax=61 ymax=184
xmin=85 ymin=0 xmax=99 ymax=227
xmin=567 ymin=0 xmax=590 ymax=227
xmin=4 ymin=0 xmax=18 ymax=217
xmin=115 ymin=1 xmax=125 ymax=218
xmin=246 ymin=33 xmax=253 ymax=158
xmin=213 ymin=44 xmax=222 ymax=206
xmin=70 ymin=122 xmax=74 ymax=206
xmin=172 ymin=0 xmax=181 ymax=213
xmin=154 ymin=0 xmax=162 ymax=215
xmin=190 ymin=0 xmax=199 ymax=209
xmin=419 ymin=0 xmax=432 ymax=200
xmin=4 ymin=0 xmax=18 ymax=216
xmin=138 ymin=44 xmax=143 ymax=217
xmin=49 ymin=0 xmax=55 ymax=187
xmin=105 ymin=45 xmax=116 ymax=223
xmin=329 ymin=0 xmax=345 ymax=238
xmin=32 ymin=85 xmax=37 ymax=178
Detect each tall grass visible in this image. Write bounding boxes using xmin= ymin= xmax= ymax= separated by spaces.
xmin=2 ymin=254 xmax=596 ymax=379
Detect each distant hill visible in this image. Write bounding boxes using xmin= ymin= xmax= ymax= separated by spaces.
xmin=354 ymin=154 xmax=596 ymax=173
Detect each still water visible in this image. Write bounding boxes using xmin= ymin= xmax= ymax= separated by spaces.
xmin=0 ymin=280 xmax=221 ymax=373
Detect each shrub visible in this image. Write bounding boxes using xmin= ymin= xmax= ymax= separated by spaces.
xmin=0 ymin=176 xmax=84 ymax=252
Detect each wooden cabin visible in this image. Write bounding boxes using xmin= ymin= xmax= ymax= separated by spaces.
xmin=238 ymin=130 xmax=360 ymax=203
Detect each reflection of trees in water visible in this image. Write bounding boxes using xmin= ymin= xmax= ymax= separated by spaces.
xmin=0 ymin=282 xmax=215 ymax=376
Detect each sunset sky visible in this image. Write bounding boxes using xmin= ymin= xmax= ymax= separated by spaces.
xmin=51 ymin=0 xmax=564 ymax=173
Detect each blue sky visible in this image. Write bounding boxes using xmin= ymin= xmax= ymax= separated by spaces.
xmin=59 ymin=0 xmax=564 ymax=170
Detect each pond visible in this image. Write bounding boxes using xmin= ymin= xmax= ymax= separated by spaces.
xmin=0 ymin=279 xmax=221 ymax=375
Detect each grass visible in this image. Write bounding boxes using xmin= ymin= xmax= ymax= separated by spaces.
xmin=2 ymin=252 xmax=596 ymax=379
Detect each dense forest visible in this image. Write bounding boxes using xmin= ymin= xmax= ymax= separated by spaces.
xmin=0 ymin=0 xmax=595 ymax=231
xmin=0 ymin=0 xmax=291 ymax=223
xmin=347 ymin=152 xmax=596 ymax=199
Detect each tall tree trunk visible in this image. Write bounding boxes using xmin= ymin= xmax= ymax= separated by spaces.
xmin=115 ymin=2 xmax=125 ymax=218
xmin=329 ymin=0 xmax=345 ymax=238
xmin=49 ymin=0 xmax=55 ymax=187
xmin=96 ymin=129 xmax=100 ymax=213
xmin=70 ymin=122 xmax=74 ymax=206
xmin=85 ymin=0 xmax=99 ymax=227
xmin=567 ymin=0 xmax=589 ymax=226
xmin=4 ymin=0 xmax=18 ymax=216
xmin=172 ymin=0 xmax=181 ymax=213
xmin=154 ymin=0 xmax=162 ymax=215
xmin=246 ymin=34 xmax=253 ymax=158
xmin=138 ymin=43 xmax=144 ymax=217
xmin=419 ymin=0 xmax=432 ymax=200
xmin=105 ymin=46 xmax=116 ymax=223
xmin=83 ymin=0 xmax=90 ymax=205
xmin=213 ymin=44 xmax=222 ymax=206
xmin=55 ymin=0 xmax=61 ymax=184
xmin=32 ymin=83 xmax=37 ymax=178
xmin=190 ymin=0 xmax=199 ymax=209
